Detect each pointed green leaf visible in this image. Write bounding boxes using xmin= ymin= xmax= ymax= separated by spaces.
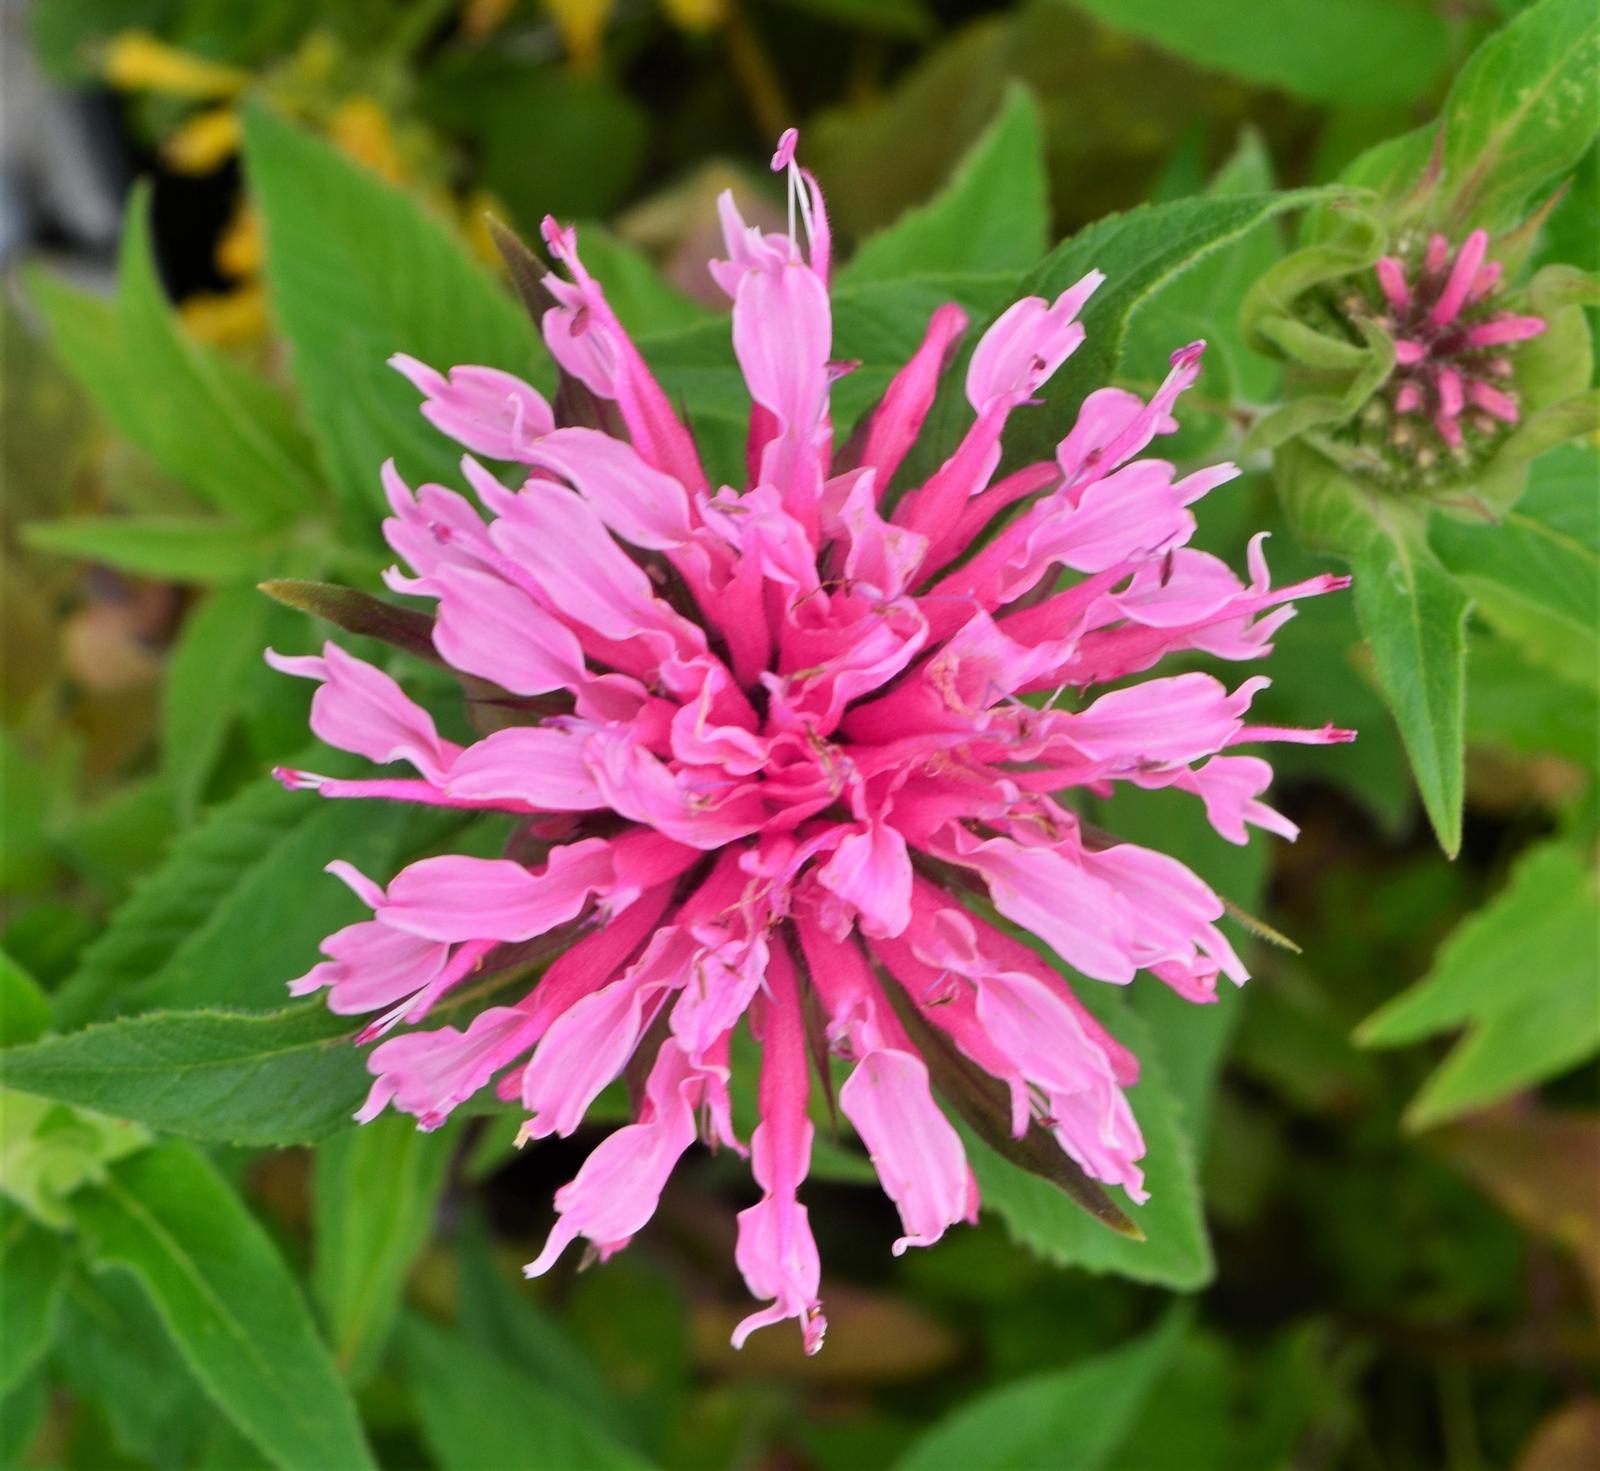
xmin=0 ymin=1005 xmax=367 ymax=1146
xmin=258 ymin=579 xmax=441 ymax=665
xmin=842 ymin=85 xmax=1048 ymax=285
xmin=72 ymin=1142 xmax=375 ymax=1471
xmin=242 ymin=104 xmax=546 ymax=523
xmin=26 ymin=189 xmax=320 ymax=526
xmin=894 ymin=1307 xmax=1188 ymax=1471
xmin=313 ymin=1115 xmax=453 ymax=1382
xmin=1348 ymin=508 xmax=1470 ymax=857
xmin=21 ymin=516 xmax=284 ymax=583
xmin=52 ymin=767 xmax=470 ymax=1027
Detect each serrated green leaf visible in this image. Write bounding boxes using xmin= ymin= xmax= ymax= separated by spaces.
xmin=313 ymin=1114 xmax=453 ymax=1382
xmin=21 ymin=515 xmax=285 ymax=583
xmin=396 ymin=1312 xmax=650 ymax=1471
xmin=0 ymin=1005 xmax=366 ymax=1146
xmin=894 ymin=1306 xmax=1188 ymax=1471
xmin=0 ymin=1366 xmax=44 ymax=1468
xmin=72 ymin=1142 xmax=375 ymax=1471
xmin=27 ymin=188 xmax=320 ymax=527
xmin=1052 ymin=0 xmax=1447 ymax=106
xmin=0 ymin=1198 xmax=68 ymax=1391
xmin=164 ymin=586 xmax=269 ymax=822
xmin=1360 ymin=842 xmax=1597 ymax=1045
xmin=842 ymin=85 xmax=1048 ymax=286
xmin=52 ymin=767 xmax=469 ymax=1027
xmin=242 ymin=104 xmax=546 ymax=524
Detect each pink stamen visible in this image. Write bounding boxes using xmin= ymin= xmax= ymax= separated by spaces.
xmin=1464 ymin=315 xmax=1547 ymax=348
xmin=1467 ymin=381 xmax=1519 ymax=424
xmin=1430 ymin=229 xmax=1488 ymax=327
xmin=1424 ymin=233 xmax=1450 ymax=275
xmin=771 ymin=128 xmax=799 ymax=173
xmin=1394 ymin=382 xmax=1422 ymax=414
xmin=1394 ymin=340 xmax=1427 ymax=366
xmin=1375 ymin=257 xmax=1410 ymax=309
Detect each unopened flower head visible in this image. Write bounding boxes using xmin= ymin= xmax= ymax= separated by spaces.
xmin=268 ymin=132 xmax=1350 ymax=1355
xmin=1332 ymin=229 xmax=1545 ymax=486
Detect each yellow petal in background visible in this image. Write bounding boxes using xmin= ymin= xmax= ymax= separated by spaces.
xmin=102 ymin=31 xmax=249 ymax=98
xmin=179 ymin=284 xmax=270 ymax=347
xmin=215 ymin=203 xmax=262 ymax=281
xmin=461 ymin=0 xmax=519 ymax=41
xmin=161 ymin=106 xmax=242 ymax=174
xmin=328 ymin=97 xmax=408 ymax=185
xmin=660 ymin=0 xmax=728 ymax=32
xmin=544 ymin=0 xmax=615 ymax=70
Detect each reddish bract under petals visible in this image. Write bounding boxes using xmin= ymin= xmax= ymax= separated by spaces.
xmin=267 ymin=133 xmax=1349 ymax=1355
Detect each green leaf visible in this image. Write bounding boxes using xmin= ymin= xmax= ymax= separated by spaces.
xmin=52 ymin=767 xmax=468 ymax=1027
xmin=1280 ymin=443 xmax=1469 ymax=854
xmin=72 ymin=1142 xmax=375 ymax=1471
xmin=396 ymin=1312 xmax=650 ymax=1471
xmin=313 ymin=1114 xmax=453 ymax=1382
xmin=1001 ymin=188 xmax=1342 ymax=470
xmin=0 ymin=1199 xmax=68 ymax=1391
xmin=894 ymin=1307 xmax=1188 ymax=1471
xmin=964 ymin=985 xmax=1211 ymax=1288
xmin=164 ymin=586 xmax=269 ymax=821
xmin=1051 ymin=1 xmax=1447 ymax=106
xmin=1348 ymin=505 xmax=1470 ymax=857
xmin=242 ymin=104 xmax=546 ymax=523
xmin=0 ymin=1004 xmax=369 ymax=1147
xmin=1360 ymin=842 xmax=1598 ymax=1047
xmin=21 ymin=515 xmax=283 ymax=583
xmin=0 ymin=951 xmax=51 ymax=1050
xmin=27 ymin=188 xmax=320 ymax=527
xmin=841 ymin=85 xmax=1048 ymax=286
xmin=1432 ymin=445 xmax=1600 ymax=693
xmin=1434 ymin=0 xmax=1600 ymax=233
xmin=1355 ymin=842 xmax=1600 ymax=1127
xmin=1404 ymin=967 xmax=1600 ymax=1129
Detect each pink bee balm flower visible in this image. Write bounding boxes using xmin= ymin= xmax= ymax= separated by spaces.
xmin=1373 ymin=229 xmax=1545 ymax=454
xmin=269 ymin=132 xmax=1351 ymax=1355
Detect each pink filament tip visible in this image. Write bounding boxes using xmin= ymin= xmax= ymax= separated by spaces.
xmin=1375 ymin=257 xmax=1410 ymax=310
xmin=771 ymin=128 xmax=799 ymax=172
xmin=1430 ymin=229 xmax=1488 ymax=327
xmin=1424 ymin=233 xmax=1450 ymax=275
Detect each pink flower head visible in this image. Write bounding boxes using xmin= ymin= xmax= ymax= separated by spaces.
xmin=1372 ymin=229 xmax=1545 ymax=457
xmin=269 ymin=133 xmax=1350 ymax=1355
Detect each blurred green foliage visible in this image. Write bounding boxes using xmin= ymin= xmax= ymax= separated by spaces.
xmin=3 ymin=2 xmax=1597 ymax=1469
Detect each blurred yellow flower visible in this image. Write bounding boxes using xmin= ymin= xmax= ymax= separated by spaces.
xmin=216 ymin=204 xmax=262 ymax=280
xmin=544 ymin=0 xmax=614 ymax=69
xmin=660 ymin=0 xmax=728 ymax=31
xmin=328 ymin=97 xmax=408 ymax=185
xmin=102 ymin=31 xmax=249 ymax=98
xmin=161 ymin=105 xmax=242 ymax=174
xmin=179 ymin=284 xmax=270 ymax=347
